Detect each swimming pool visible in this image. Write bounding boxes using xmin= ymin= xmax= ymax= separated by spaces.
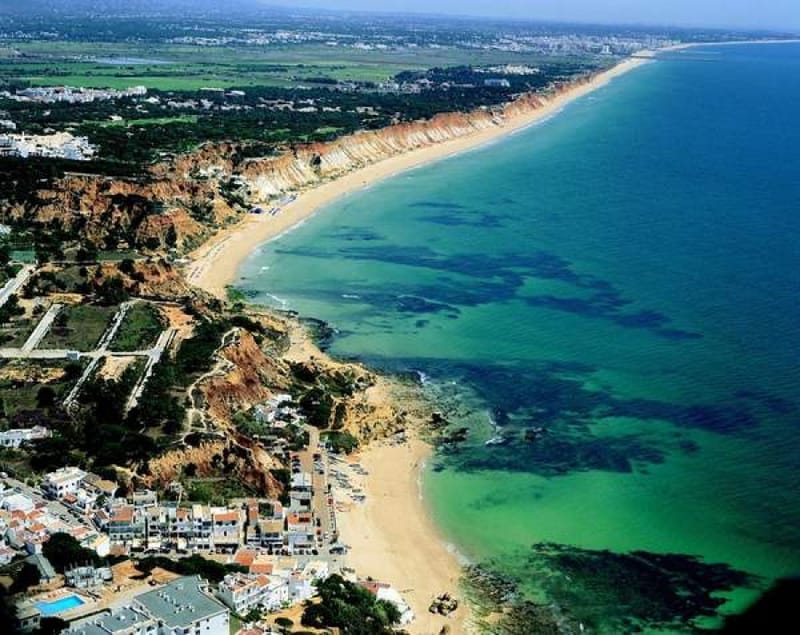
xmin=35 ymin=595 xmax=85 ymax=616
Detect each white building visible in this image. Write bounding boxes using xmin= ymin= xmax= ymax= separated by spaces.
xmin=0 ymin=492 xmax=35 ymax=513
xmin=65 ymin=564 xmax=113 ymax=589
xmin=133 ymin=576 xmax=229 ymax=635
xmin=64 ymin=605 xmax=158 ymax=635
xmin=215 ymin=573 xmax=289 ymax=614
xmin=42 ymin=467 xmax=87 ymax=499
xmin=0 ymin=426 xmax=50 ymax=448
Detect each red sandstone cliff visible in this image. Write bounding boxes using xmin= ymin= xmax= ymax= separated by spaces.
xmin=0 ymin=85 xmax=568 ymax=252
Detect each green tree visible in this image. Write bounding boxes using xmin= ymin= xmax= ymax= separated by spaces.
xmin=42 ymin=533 xmax=100 ymax=573
xmin=0 ymin=587 xmax=19 ymax=634
xmin=301 ymin=575 xmax=401 ymax=635
xmin=95 ymin=276 xmax=129 ymax=305
xmin=243 ymin=608 xmax=262 ymax=623
xmin=75 ymin=246 xmax=98 ymax=263
xmin=0 ymin=240 xmax=11 ymax=266
xmin=36 ymin=386 xmax=57 ymax=409
xmin=9 ymin=562 xmax=41 ymax=594
xmin=0 ymin=296 xmax=25 ymax=325
xmin=119 ymin=258 xmax=136 ymax=275
xmin=35 ymin=617 xmax=68 ymax=635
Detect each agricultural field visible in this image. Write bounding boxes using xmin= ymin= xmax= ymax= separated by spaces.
xmin=0 ymin=40 xmax=570 ymax=91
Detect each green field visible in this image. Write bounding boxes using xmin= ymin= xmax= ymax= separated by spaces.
xmin=110 ymin=302 xmax=164 ymax=351
xmin=0 ymin=316 xmax=36 ymax=349
xmin=40 ymin=304 xmax=117 ymax=351
xmin=100 ymin=115 xmax=198 ymax=128
xmin=0 ymin=41 xmax=555 ymax=91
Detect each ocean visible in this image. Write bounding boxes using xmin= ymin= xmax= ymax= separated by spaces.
xmin=238 ymin=43 xmax=800 ymax=632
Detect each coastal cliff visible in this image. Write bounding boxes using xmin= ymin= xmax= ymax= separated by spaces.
xmin=237 ymin=90 xmax=575 ymax=199
xmin=0 ymin=81 xmax=580 ymax=252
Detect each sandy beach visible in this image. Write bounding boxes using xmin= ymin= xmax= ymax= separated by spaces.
xmin=185 ymin=53 xmax=653 ymax=634
xmin=187 ymin=54 xmax=651 ymax=299
xmin=335 ymin=434 xmax=468 ymax=635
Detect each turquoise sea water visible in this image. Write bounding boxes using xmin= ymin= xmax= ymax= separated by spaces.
xmin=240 ymin=44 xmax=800 ymax=631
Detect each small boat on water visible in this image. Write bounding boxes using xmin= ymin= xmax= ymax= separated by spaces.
xmin=485 ymin=435 xmax=510 ymax=446
xmin=485 ymin=409 xmax=511 ymax=446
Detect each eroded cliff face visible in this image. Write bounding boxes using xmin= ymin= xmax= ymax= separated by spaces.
xmin=142 ymin=439 xmax=283 ymax=497
xmin=0 ymin=87 xmax=561 ymax=251
xmin=239 ymin=107 xmax=509 ymax=198
xmin=201 ymin=330 xmax=290 ymax=423
xmin=94 ymin=259 xmax=193 ymax=299
xmin=1 ymin=167 xmax=236 ymax=252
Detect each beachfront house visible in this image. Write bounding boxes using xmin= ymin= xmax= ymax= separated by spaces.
xmin=211 ymin=509 xmax=243 ymax=553
xmin=215 ymin=572 xmax=289 ymax=614
xmin=107 ymin=506 xmax=146 ymax=548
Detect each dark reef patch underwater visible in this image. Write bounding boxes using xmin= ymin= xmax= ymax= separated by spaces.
xmin=467 ymin=544 xmax=759 ymax=634
xmin=241 ymin=42 xmax=800 ymax=631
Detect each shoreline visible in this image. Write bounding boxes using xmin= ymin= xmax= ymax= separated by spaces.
xmin=334 ymin=430 xmax=470 ymax=634
xmin=186 ymin=52 xmax=654 ymax=634
xmin=180 ymin=38 xmax=800 ymax=634
xmin=280 ymin=323 xmax=470 ymax=633
xmin=186 ymin=53 xmax=651 ymax=298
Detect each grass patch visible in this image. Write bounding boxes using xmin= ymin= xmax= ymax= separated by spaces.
xmin=0 ymin=359 xmax=82 ymax=418
xmin=184 ymin=477 xmax=256 ymax=506
xmin=0 ymin=316 xmax=36 ymax=348
xmin=98 ymin=250 xmax=140 ymax=262
xmin=110 ymin=303 xmax=164 ymax=351
xmin=0 ymin=264 xmax=22 ymax=286
xmin=101 ymin=115 xmax=199 ymax=128
xmin=40 ymin=303 xmax=117 ymax=351
xmin=10 ymin=250 xmax=37 ymax=264
xmin=226 ymin=286 xmax=248 ymax=304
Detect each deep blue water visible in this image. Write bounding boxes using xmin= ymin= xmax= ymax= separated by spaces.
xmin=240 ymin=44 xmax=800 ymax=631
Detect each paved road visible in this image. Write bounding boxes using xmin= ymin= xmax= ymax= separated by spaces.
xmin=21 ymin=303 xmax=62 ymax=353
xmin=126 ymin=327 xmax=176 ymax=412
xmin=0 ymin=348 xmax=153 ymax=360
xmin=96 ymin=301 xmax=132 ymax=350
xmin=0 ymin=265 xmax=34 ymax=308
xmin=63 ymin=301 xmax=134 ymax=408
xmin=298 ymin=426 xmax=338 ymax=551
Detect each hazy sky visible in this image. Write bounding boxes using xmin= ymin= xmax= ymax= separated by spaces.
xmin=273 ymin=0 xmax=800 ymax=31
